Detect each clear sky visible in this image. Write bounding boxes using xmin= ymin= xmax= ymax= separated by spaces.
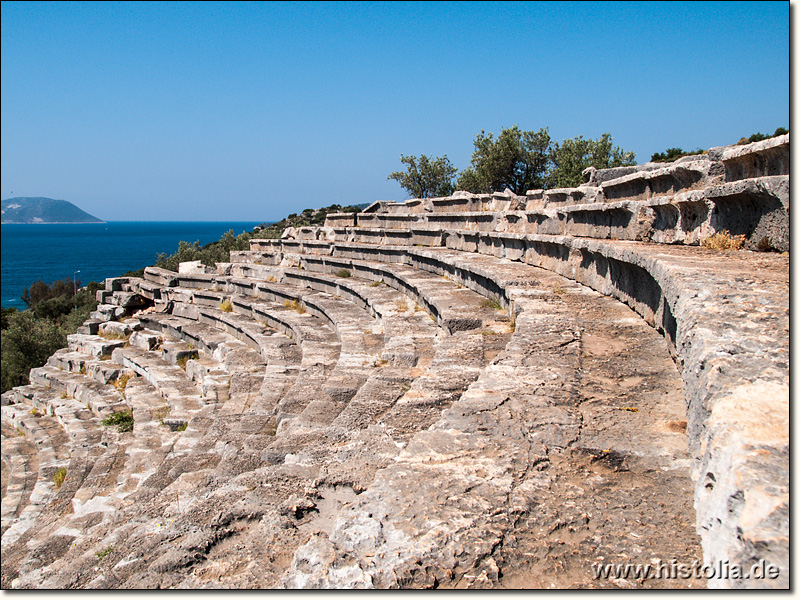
xmin=0 ymin=1 xmax=789 ymax=222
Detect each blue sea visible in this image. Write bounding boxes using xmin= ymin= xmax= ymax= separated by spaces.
xmin=1 ymin=222 xmax=262 ymax=310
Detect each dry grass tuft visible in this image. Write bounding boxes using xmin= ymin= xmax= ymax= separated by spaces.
xmin=701 ymin=230 xmax=746 ymax=250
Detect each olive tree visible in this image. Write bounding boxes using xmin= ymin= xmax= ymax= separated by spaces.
xmin=387 ymin=154 xmax=458 ymax=198
xmin=456 ymin=126 xmax=553 ymax=195
xmin=549 ymin=133 xmax=636 ymax=188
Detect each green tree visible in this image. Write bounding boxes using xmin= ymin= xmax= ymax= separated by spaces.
xmin=550 ymin=133 xmax=636 ymax=188
xmin=456 ymin=126 xmax=553 ymax=195
xmin=1 ymin=310 xmax=67 ymax=393
xmin=1 ymin=307 xmax=18 ymax=330
xmin=387 ymin=154 xmax=458 ymax=198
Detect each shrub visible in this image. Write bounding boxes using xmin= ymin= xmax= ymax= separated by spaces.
xmin=219 ymin=299 xmax=233 ymax=313
xmin=335 ymin=269 xmax=352 ymax=278
xmin=701 ymin=230 xmax=746 ymax=250
xmin=736 ymin=127 xmax=788 ymax=145
xmin=650 ymin=147 xmax=705 ymax=163
xmin=101 ymin=411 xmax=134 ymax=433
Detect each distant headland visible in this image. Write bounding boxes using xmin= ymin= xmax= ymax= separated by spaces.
xmin=1 ymin=197 xmax=104 ymax=224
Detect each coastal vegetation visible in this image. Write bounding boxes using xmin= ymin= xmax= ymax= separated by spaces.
xmin=649 ymin=127 xmax=788 ymax=163
xmin=1 ymin=277 xmax=101 ymax=393
xmin=1 ymin=204 xmax=362 ymax=393
xmin=388 ymin=125 xmax=636 ymax=197
xmin=388 ymin=125 xmax=789 ymax=197
xmin=154 ymin=204 xmax=363 ymax=271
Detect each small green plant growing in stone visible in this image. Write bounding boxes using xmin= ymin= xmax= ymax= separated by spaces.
xmin=220 ymin=299 xmax=233 ymax=312
xmin=53 ymin=467 xmax=67 ymax=488
xmin=369 ymin=280 xmax=385 ymax=287
xmin=98 ymin=353 xmax=113 ymax=361
xmin=396 ymin=299 xmax=408 ymax=311
xmin=95 ymin=547 xmax=114 ymax=562
xmin=154 ymin=405 xmax=170 ymax=425
xmin=101 ymin=411 xmax=134 ymax=433
xmin=480 ymin=297 xmax=503 ymax=311
xmin=509 ymin=315 xmax=517 ymax=333
xmin=336 ymin=269 xmax=352 ymax=278
xmin=552 ymin=284 xmax=567 ymax=295
xmin=79 ymin=364 xmax=87 ymax=375
xmin=176 ymin=422 xmax=188 ymax=432
xmin=60 ymin=391 xmax=70 ymax=399
xmin=30 ymin=407 xmax=42 ymax=417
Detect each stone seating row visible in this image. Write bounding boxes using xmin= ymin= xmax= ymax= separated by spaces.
xmin=133 ymin=268 xmax=499 ymax=433
xmin=60 ymin=242 xmax=703 ymax=588
xmin=1 ymin=427 xmax=38 ymax=537
xmin=321 ymin=174 xmax=788 ymax=251
xmin=1 ymin=404 xmax=72 ymax=547
xmin=252 ymin=215 xmax=788 ymax=586
xmin=348 ymin=134 xmax=787 ymax=214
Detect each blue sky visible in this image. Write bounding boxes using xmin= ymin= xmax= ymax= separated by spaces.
xmin=0 ymin=1 xmax=789 ymax=222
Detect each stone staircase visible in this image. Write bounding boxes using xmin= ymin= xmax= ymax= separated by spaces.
xmin=0 ymin=135 xmax=788 ymax=589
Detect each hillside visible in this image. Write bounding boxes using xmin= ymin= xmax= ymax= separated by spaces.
xmin=1 ymin=197 xmax=104 ymax=224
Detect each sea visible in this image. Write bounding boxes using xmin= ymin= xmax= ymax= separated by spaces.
xmin=1 ymin=221 xmax=262 ymax=311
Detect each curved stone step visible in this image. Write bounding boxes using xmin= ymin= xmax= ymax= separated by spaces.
xmin=1 ymin=406 xmax=71 ymax=548
xmin=282 ymin=269 xmax=701 ymax=589
xmin=28 ymin=366 xmax=128 ymax=420
xmin=1 ymin=427 xmax=38 ymax=537
xmin=254 ymin=226 xmax=788 ymax=587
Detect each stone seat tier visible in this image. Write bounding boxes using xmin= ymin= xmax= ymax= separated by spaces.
xmin=234 ymin=247 xmax=506 ymax=333
xmin=1 ymin=405 xmax=71 ymax=548
xmin=1 ymin=426 xmax=39 ymax=537
xmin=281 ymin=266 xmax=703 ymax=589
xmin=250 ymin=228 xmax=788 ymax=587
xmin=116 ymin=286 xmax=346 ymax=429
xmin=132 ymin=309 xmax=302 ymax=418
xmin=110 ymin=346 xmax=205 ymax=425
xmin=21 ymin=321 xmax=497 ymax=589
xmin=7 ymin=384 xmax=104 ymax=449
xmin=328 ymin=173 xmax=788 ymax=251
xmin=222 ymin=261 xmax=439 ymax=368
xmin=27 ymin=366 xmax=128 ymax=420
xmin=2 ymin=386 xmax=139 ymax=551
xmin=47 ymin=348 xmax=125 ymax=384
xmin=66 ymin=334 xmax=128 ymax=359
xmin=2 ymin=379 xmax=185 ymax=574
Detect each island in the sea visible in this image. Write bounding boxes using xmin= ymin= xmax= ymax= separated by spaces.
xmin=1 ymin=197 xmax=104 ymax=224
